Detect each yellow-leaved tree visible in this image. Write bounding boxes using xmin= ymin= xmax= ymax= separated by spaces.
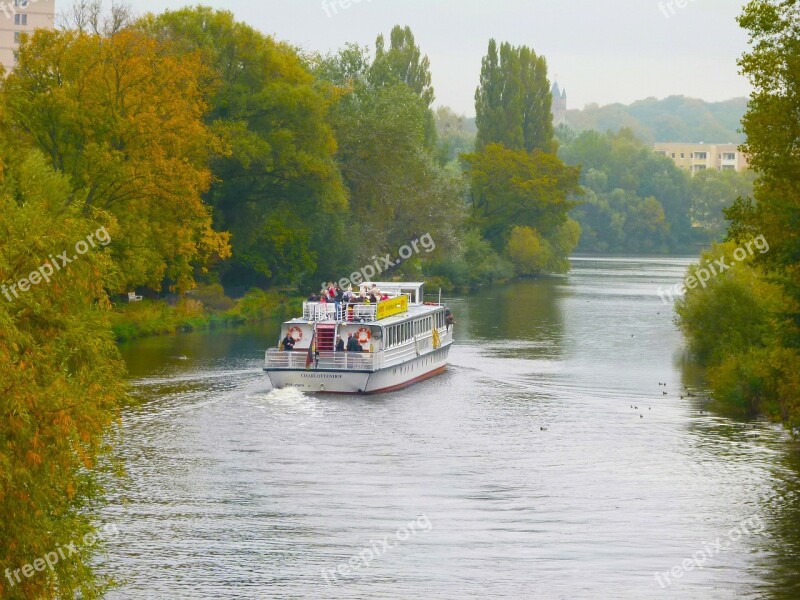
xmin=0 ymin=150 xmax=126 ymax=599
xmin=3 ymin=29 xmax=230 ymax=293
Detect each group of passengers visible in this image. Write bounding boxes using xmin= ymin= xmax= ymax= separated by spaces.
xmin=306 ymin=282 xmax=390 ymax=320
xmin=308 ymin=282 xmax=390 ymax=304
xmin=334 ymin=334 xmax=365 ymax=353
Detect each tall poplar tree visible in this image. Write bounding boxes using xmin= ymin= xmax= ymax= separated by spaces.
xmin=475 ymin=40 xmax=554 ymax=153
xmin=371 ymin=25 xmax=435 ymax=107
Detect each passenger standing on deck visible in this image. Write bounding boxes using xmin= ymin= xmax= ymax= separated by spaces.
xmin=347 ymin=334 xmax=361 ymax=352
xmin=334 ymin=284 xmax=343 ymax=320
xmin=282 ymin=332 xmax=296 ymax=351
xmin=445 ymin=308 xmax=456 ymax=331
xmin=335 ymin=335 xmax=345 ymax=352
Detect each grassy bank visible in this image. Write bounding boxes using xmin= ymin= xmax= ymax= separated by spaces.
xmin=110 ymin=287 xmax=302 ymax=342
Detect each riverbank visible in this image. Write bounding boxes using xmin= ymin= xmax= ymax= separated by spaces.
xmin=111 ymin=288 xmax=302 ymax=342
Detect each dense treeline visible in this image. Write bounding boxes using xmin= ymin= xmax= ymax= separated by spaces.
xmin=677 ymin=0 xmax=800 ymax=436
xmin=1 ymin=3 xmax=783 ymax=594
xmin=566 ymin=95 xmax=748 ymax=144
xmin=557 ymin=129 xmax=755 ymax=253
xmin=0 ymin=7 xmax=580 ymax=596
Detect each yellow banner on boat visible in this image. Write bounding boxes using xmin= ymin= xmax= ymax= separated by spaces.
xmin=377 ymin=295 xmax=408 ymax=320
xmin=432 ymin=327 xmax=441 ymax=349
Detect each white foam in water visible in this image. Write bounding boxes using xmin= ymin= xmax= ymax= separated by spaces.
xmin=253 ymin=385 xmax=323 ymax=415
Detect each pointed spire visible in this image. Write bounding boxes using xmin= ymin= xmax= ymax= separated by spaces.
xmin=551 ymin=81 xmax=561 ymax=97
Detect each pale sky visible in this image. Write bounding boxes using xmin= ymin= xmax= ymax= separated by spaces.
xmin=122 ymin=0 xmax=752 ymax=116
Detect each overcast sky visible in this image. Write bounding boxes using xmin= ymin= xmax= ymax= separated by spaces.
xmin=122 ymin=0 xmax=752 ymax=116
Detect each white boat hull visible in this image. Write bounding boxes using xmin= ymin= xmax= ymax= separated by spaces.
xmin=265 ymin=344 xmax=451 ymax=394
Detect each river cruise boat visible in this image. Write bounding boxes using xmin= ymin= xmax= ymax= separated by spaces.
xmin=264 ymin=282 xmax=453 ymax=394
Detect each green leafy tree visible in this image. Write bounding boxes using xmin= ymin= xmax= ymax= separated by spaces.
xmin=371 ymin=25 xmax=435 ymax=107
xmin=475 ymin=40 xmax=554 ymax=153
xmin=560 ymin=129 xmax=692 ymax=251
xmin=315 ymin=44 xmax=464 ymax=270
xmin=736 ymin=0 xmax=800 ymax=323
xmin=690 ymin=169 xmax=755 ymax=240
xmin=475 ymin=40 xmax=523 ymax=152
xmin=675 ymin=0 xmax=800 ymax=435
xmin=463 ymin=143 xmax=580 ymax=252
xmin=141 ymin=7 xmax=349 ymax=289
xmin=519 ymin=46 xmax=555 ymax=153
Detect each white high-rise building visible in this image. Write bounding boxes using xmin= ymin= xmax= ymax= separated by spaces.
xmin=0 ymin=0 xmax=56 ymax=73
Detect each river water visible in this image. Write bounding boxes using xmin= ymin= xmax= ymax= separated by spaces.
xmin=104 ymin=257 xmax=800 ymax=600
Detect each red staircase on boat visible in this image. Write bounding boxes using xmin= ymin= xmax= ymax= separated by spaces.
xmin=315 ymin=324 xmax=337 ymax=352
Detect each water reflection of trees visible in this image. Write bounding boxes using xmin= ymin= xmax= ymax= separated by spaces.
xmin=447 ymin=279 xmax=564 ymax=360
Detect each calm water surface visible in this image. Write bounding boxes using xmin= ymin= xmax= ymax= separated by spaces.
xmin=104 ymin=257 xmax=800 ymax=599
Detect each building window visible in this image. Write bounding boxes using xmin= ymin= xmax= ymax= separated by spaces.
xmin=14 ymin=14 xmax=27 ymax=25
xmin=14 ymin=0 xmax=29 ymax=6
xmin=14 ymin=32 xmax=21 ymax=43
xmin=695 ymin=152 xmax=707 ymax=160
xmin=722 ymin=153 xmax=736 ymax=161
xmin=680 ymin=153 xmax=685 ymax=159
xmin=671 ymin=153 xmax=675 ymax=158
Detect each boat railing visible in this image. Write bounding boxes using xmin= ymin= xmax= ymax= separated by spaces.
xmin=302 ymin=299 xmax=409 ymax=323
xmin=265 ymin=350 xmax=380 ymax=371
xmin=303 ymin=302 xmax=378 ymax=322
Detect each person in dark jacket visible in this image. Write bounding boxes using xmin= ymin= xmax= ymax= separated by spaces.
xmin=445 ymin=308 xmax=456 ymax=331
xmin=282 ymin=333 xmax=296 ymax=351
xmin=346 ymin=334 xmax=362 ymax=352
xmin=335 ymin=335 xmax=345 ymax=352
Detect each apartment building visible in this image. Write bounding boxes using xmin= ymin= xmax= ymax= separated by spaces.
xmin=0 ymin=0 xmax=56 ymax=73
xmin=654 ymin=143 xmax=749 ymax=174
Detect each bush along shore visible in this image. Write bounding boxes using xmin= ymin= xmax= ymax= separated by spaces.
xmin=111 ymin=286 xmax=302 ymax=342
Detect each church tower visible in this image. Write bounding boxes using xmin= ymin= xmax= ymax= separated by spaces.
xmin=551 ymin=81 xmax=567 ymax=126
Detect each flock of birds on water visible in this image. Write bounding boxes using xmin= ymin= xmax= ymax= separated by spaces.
xmin=624 ymin=382 xmax=703 ymax=420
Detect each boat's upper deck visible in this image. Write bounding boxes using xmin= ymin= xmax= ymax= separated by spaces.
xmin=296 ymin=282 xmax=431 ymax=326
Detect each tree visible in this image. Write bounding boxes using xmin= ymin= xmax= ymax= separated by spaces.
xmin=560 ymin=128 xmax=692 ymax=251
xmin=475 ymin=40 xmax=523 ymax=152
xmin=519 ymin=46 xmax=555 ymax=153
xmin=736 ymin=0 xmax=800 ymax=316
xmin=463 ymin=143 xmax=580 ymax=253
xmin=435 ymin=106 xmax=476 ymax=164
xmin=690 ymin=169 xmax=755 ymax=240
xmin=675 ymin=0 xmax=800 ymax=436
xmin=371 ymin=25 xmax=434 ymax=107
xmin=57 ymin=0 xmax=134 ymax=36
xmin=475 ymin=40 xmax=555 ymax=153
xmin=0 ymin=151 xmax=126 ymax=599
xmin=141 ymin=7 xmax=348 ymax=289
xmin=4 ymin=28 xmax=230 ymax=293
xmin=315 ymin=44 xmax=464 ymax=270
